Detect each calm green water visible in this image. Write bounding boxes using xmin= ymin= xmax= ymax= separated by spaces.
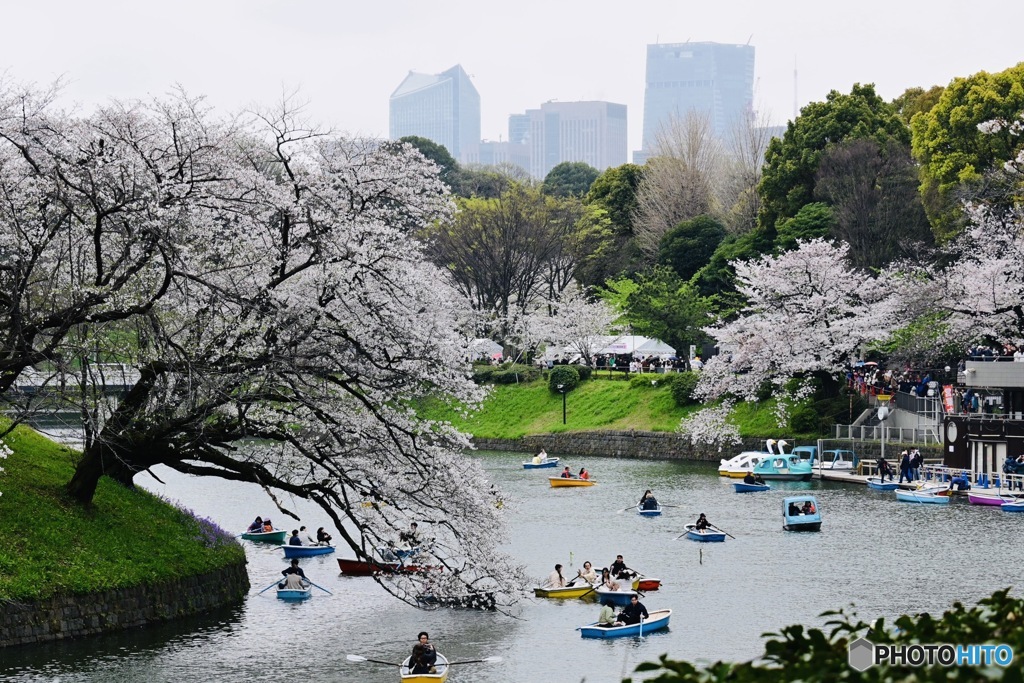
xmin=3 ymin=451 xmax=1021 ymax=683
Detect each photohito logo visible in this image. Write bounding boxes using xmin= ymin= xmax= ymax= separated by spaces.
xmin=848 ymin=637 xmax=1014 ymax=671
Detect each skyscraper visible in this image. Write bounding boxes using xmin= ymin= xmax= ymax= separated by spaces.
xmin=389 ymin=64 xmax=480 ymax=162
xmin=639 ymin=42 xmax=755 ymax=157
xmin=513 ymin=101 xmax=627 ymax=179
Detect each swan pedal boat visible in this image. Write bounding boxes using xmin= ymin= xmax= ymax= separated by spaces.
xmin=400 ymin=653 xmax=449 ymax=683
xmin=533 ymin=582 xmax=597 ymax=599
xmin=240 ymin=529 xmax=287 ymax=544
xmin=718 ymin=451 xmax=764 ymax=478
xmin=753 ymin=453 xmax=813 ymax=481
xmin=734 ymin=481 xmax=770 ymax=492
xmin=523 ymin=457 xmax=559 ymax=469
xmin=683 ymin=524 xmax=725 ymax=542
xmin=282 ymin=543 xmax=336 ymax=558
xmin=579 ymin=608 xmax=672 ymax=638
xmin=549 ymin=477 xmax=596 ymax=487
xmin=636 ymin=503 xmax=662 ymax=516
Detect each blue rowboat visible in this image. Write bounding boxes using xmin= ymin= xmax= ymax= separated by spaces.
xmin=282 ymin=544 xmax=336 ymax=558
xmin=523 ymin=457 xmax=559 ymax=469
xmin=683 ymin=524 xmax=725 ymax=542
xmin=783 ymin=495 xmax=822 ymax=531
xmin=866 ymin=477 xmax=900 ymax=491
xmin=594 ymin=586 xmax=639 ymax=606
xmin=1001 ymin=500 xmax=1024 ymax=512
xmin=636 ymin=504 xmax=662 ymax=517
xmin=734 ymin=482 xmax=770 ymax=493
xmin=579 ymin=608 xmax=672 ymax=639
xmin=240 ymin=529 xmax=287 ymax=544
xmin=277 ymin=584 xmax=312 ymax=601
xmin=895 ymin=489 xmax=950 ymax=505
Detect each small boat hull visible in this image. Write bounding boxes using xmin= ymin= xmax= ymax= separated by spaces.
xmin=734 ymin=482 xmax=770 ymax=492
xmin=1002 ymin=501 xmax=1024 ymax=512
xmin=533 ymin=583 xmax=596 ymax=599
xmin=968 ymin=492 xmax=1015 ymax=506
xmin=636 ymin=505 xmax=662 ymax=516
xmin=594 ymin=586 xmax=639 ymax=606
xmin=523 ymin=457 xmax=559 ymax=469
xmin=549 ymin=477 xmax=596 ymax=487
xmin=276 ymin=586 xmax=312 ymax=601
xmin=632 ymin=577 xmax=661 ymax=591
xmin=400 ymin=653 xmax=450 ymax=683
xmin=866 ymin=477 xmax=900 ymax=491
xmin=895 ymin=490 xmax=950 ymax=505
xmin=337 ymin=558 xmax=431 ymax=575
xmin=753 ymin=454 xmax=814 ymax=481
xmin=783 ymin=495 xmax=822 ymax=531
xmin=579 ymin=608 xmax=672 ymax=639
xmin=683 ymin=524 xmax=725 ymax=542
xmin=240 ymin=529 xmax=287 ymax=544
xmin=282 ymin=544 xmax=336 ymax=558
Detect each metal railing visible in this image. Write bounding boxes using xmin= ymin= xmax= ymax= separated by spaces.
xmin=832 ymin=423 xmax=941 ymax=445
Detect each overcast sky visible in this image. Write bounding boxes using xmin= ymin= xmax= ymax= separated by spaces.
xmin=4 ymin=1 xmax=1023 ymax=154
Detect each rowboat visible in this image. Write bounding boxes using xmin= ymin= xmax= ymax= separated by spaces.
xmin=594 ymin=585 xmax=639 ymax=606
xmin=1002 ymin=500 xmax=1024 ymax=512
xmin=523 ymin=457 xmax=559 ymax=469
xmin=378 ymin=545 xmax=431 ymax=562
xmin=579 ymin=608 xmax=672 ymax=639
xmin=533 ymin=583 xmax=596 ymax=599
xmin=734 ymin=481 xmax=770 ymax=492
xmin=967 ymin=492 xmax=1018 ymax=506
xmin=866 ymin=477 xmax=899 ymax=491
xmin=683 ymin=524 xmax=725 ymax=542
xmin=636 ymin=503 xmax=662 ymax=516
xmin=277 ymin=581 xmax=312 ymax=601
xmin=337 ymin=558 xmax=431 ymax=576
xmin=895 ymin=489 xmax=950 ymax=505
xmin=400 ymin=653 xmax=449 ymax=683
xmin=783 ymin=495 xmax=822 ymax=531
xmin=240 ymin=529 xmax=287 ymax=544
xmin=549 ymin=477 xmax=596 ymax=487
xmin=282 ymin=544 xmax=336 ymax=558
xmin=632 ymin=576 xmax=661 ymax=591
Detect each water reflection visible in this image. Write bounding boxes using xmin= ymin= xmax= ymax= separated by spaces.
xmin=3 ymin=450 xmax=1022 ymax=682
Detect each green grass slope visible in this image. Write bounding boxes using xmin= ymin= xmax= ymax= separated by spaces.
xmin=0 ymin=425 xmax=244 ymax=601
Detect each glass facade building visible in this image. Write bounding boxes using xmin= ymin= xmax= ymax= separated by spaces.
xmin=389 ymin=64 xmax=481 ymax=162
xmin=513 ymin=101 xmax=627 ymax=179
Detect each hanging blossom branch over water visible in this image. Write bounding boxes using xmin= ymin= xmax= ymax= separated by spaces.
xmin=676 ymin=401 xmax=741 ymax=450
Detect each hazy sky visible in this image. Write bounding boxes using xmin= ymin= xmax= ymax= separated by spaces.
xmin=4 ymin=1 xmax=1023 ymax=154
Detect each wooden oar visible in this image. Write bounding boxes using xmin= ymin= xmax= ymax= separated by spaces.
xmin=308 ymin=580 xmax=333 ymax=595
xmin=448 ymin=656 xmax=503 ymax=665
xmin=346 ymin=654 xmax=401 ymax=666
xmin=708 ymin=524 xmax=736 ymax=539
xmin=256 ymin=579 xmax=282 ymax=594
xmin=615 ymin=504 xmax=639 ymax=514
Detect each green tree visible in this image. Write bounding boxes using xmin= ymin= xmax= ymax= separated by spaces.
xmin=774 ymin=202 xmax=834 ymax=253
xmin=891 ymin=85 xmax=944 ymax=125
xmin=911 ymin=62 xmax=1024 ymax=242
xmin=542 ymin=161 xmax=600 ymax=198
xmin=657 ymin=215 xmax=727 ymax=282
xmin=617 ymin=266 xmax=713 ymax=353
xmin=399 ymin=135 xmax=460 ymax=189
xmin=758 ymin=84 xmax=909 ymax=235
xmin=578 ymin=163 xmax=646 ymax=284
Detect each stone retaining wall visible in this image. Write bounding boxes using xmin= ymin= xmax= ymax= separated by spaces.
xmin=0 ymin=561 xmax=249 ymax=648
xmin=472 ymin=431 xmax=942 ymax=463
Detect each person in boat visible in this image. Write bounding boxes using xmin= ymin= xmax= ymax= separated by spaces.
xmin=409 ymin=631 xmax=437 ymax=675
xmin=247 ymin=516 xmax=263 ymax=533
xmin=262 ymin=518 xmax=274 ymax=532
xmin=533 ymin=448 xmax=548 ymax=465
xmin=617 ymin=594 xmax=649 ymax=625
xmin=754 ymin=473 xmax=765 ymax=485
xmin=560 ymin=466 xmax=573 ymax=478
xmin=597 ymin=599 xmax=620 ymax=627
xmin=802 ymin=500 xmax=816 ymax=515
xmin=599 ymin=567 xmax=621 ymax=591
xmin=788 ymin=502 xmax=801 ymax=516
xmin=638 ymin=490 xmax=658 ymax=510
xmin=579 ymin=467 xmax=590 ymax=480
xmin=876 ymin=456 xmax=893 ymax=482
xmin=609 ymin=554 xmax=635 ymax=580
xmin=400 ymin=522 xmax=422 ymax=547
xmin=279 ymin=558 xmax=308 ymax=589
xmin=545 ymin=563 xmax=567 ymax=588
xmin=300 ymin=526 xmax=316 ymax=544
xmin=743 ymin=471 xmax=756 ymax=484
xmin=288 ymin=529 xmax=303 ymax=545
xmin=576 ymin=561 xmax=597 ymax=584
xmin=316 ymin=527 xmax=332 ymax=544
xmin=694 ymin=513 xmax=711 ymax=530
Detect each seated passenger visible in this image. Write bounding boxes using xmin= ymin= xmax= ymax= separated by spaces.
xmin=694 ymin=513 xmax=710 ymax=530
xmin=288 ymin=529 xmax=302 ymax=545
xmin=743 ymin=471 xmax=756 ymax=484
xmin=788 ymin=503 xmax=801 ymax=516
xmin=262 ymin=518 xmax=274 ymax=532
xmin=247 ymin=516 xmax=263 ymax=533
xmin=802 ymin=501 xmax=815 ymax=515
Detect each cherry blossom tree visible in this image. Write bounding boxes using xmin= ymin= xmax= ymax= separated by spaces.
xmin=545 ymin=283 xmax=618 ymax=366
xmin=696 ymin=239 xmax=899 ymax=412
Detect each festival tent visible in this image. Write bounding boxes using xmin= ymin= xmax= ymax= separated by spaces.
xmin=596 ymin=335 xmax=650 ymax=356
xmin=635 ymin=338 xmax=676 ymax=357
xmin=469 ymin=338 xmax=504 ymax=360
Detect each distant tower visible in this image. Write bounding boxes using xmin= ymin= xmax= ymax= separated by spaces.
xmin=638 ymin=41 xmax=755 ymax=158
xmin=389 ymin=65 xmax=481 ymax=162
xmin=512 ymin=101 xmax=627 ymax=179
xmin=793 ymin=57 xmax=799 ymax=121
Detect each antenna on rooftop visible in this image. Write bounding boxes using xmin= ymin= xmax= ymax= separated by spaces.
xmin=746 ymin=34 xmax=753 ymax=45
xmin=793 ymin=56 xmax=798 ymax=121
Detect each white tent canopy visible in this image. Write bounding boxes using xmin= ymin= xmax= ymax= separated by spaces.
xmin=469 ymin=338 xmax=503 ymax=359
xmin=635 ymin=338 xmax=676 ymax=357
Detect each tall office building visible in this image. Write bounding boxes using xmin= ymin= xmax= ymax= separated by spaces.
xmin=639 ymin=42 xmax=755 ymax=158
xmin=389 ymin=64 xmax=480 ymax=162
xmin=513 ymin=101 xmax=627 ymax=179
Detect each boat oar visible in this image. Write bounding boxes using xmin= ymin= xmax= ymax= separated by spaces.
xmin=257 ymin=579 xmax=282 ymax=594
xmin=346 ymin=654 xmax=401 ymax=666
xmin=709 ymin=524 xmax=736 ymax=540
xmin=308 ymin=580 xmax=333 ymax=595
xmin=448 ymin=656 xmax=503 ymax=665
xmin=615 ymin=504 xmax=638 ymax=514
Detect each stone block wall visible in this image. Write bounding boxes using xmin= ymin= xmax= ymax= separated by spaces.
xmin=0 ymin=561 xmax=248 ymax=648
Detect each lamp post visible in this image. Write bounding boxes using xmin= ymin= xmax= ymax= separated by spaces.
xmin=878 ymin=402 xmax=890 ymax=466
xmin=557 ymin=384 xmax=566 ymax=424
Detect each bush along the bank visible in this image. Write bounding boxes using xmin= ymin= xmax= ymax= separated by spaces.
xmin=548 ymin=365 xmax=580 ymax=393
xmin=668 ymin=372 xmax=700 ymax=406
xmin=628 ymin=587 xmax=1024 ymax=682
xmin=473 ymin=363 xmax=541 ymax=384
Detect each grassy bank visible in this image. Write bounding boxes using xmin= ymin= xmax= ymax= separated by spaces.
xmin=0 ymin=425 xmax=244 ymax=601
xmin=422 ymin=377 xmax=800 ymax=440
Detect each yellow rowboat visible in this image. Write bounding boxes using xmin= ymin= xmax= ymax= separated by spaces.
xmin=533 ymin=583 xmax=597 ymax=599
xmin=548 ymin=477 xmax=596 ymax=488
xmin=400 ymin=653 xmax=449 ymax=682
